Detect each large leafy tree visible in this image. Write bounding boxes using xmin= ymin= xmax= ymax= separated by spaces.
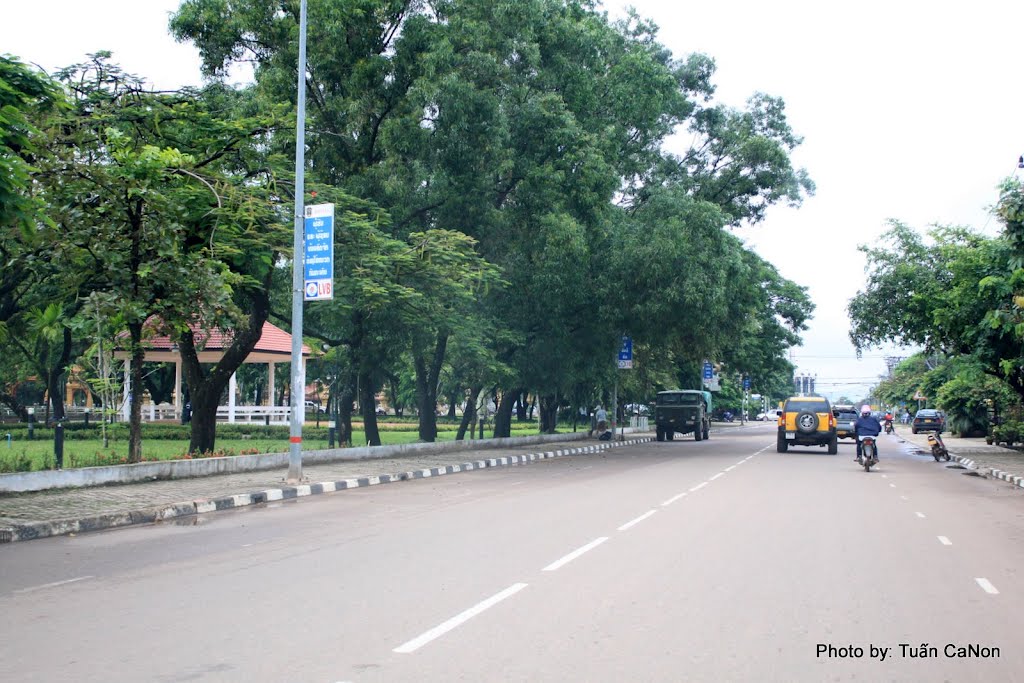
xmin=849 ymin=191 xmax=1024 ymax=403
xmin=0 ymin=56 xmax=64 ymax=417
xmin=171 ymin=0 xmax=816 ymax=439
xmin=34 ymin=55 xmax=288 ymax=458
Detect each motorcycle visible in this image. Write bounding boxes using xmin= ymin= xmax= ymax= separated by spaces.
xmin=857 ymin=435 xmax=878 ymax=472
xmin=927 ymin=432 xmax=950 ymax=462
xmin=884 ymin=418 xmax=894 ymax=435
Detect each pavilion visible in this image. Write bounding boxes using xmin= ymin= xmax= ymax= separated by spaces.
xmin=113 ymin=321 xmax=312 ymax=423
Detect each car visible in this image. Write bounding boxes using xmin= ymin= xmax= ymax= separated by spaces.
xmin=304 ymin=400 xmax=326 ymax=414
xmin=912 ymin=409 xmax=945 ymax=434
xmin=833 ymin=407 xmax=859 ymax=441
xmin=777 ymin=395 xmax=837 ymax=454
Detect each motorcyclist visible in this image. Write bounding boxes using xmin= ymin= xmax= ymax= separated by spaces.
xmin=854 ymin=404 xmax=882 ymax=461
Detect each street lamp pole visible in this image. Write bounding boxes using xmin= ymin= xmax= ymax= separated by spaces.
xmin=287 ymin=0 xmax=309 ymax=483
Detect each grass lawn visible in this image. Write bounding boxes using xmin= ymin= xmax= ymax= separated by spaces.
xmin=0 ymin=426 xmax=577 ymax=472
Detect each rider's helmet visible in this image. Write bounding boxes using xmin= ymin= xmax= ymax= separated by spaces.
xmin=860 ymin=404 xmax=871 ymax=416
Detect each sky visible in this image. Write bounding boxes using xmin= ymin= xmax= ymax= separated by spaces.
xmin=4 ymin=0 xmax=1023 ymax=403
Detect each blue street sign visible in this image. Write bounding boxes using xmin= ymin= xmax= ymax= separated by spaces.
xmin=743 ymin=376 xmax=752 ymax=390
xmin=304 ymin=203 xmax=334 ymax=300
xmin=618 ymin=336 xmax=633 ymax=361
xmin=618 ymin=336 xmax=633 ymax=369
xmin=703 ymin=361 xmax=714 ymax=380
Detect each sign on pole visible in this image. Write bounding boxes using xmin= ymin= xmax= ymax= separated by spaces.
xmin=743 ymin=376 xmax=752 ymax=391
xmin=618 ymin=336 xmax=633 ymax=369
xmin=703 ymin=361 xmax=714 ymax=381
xmin=304 ymin=203 xmax=334 ymax=300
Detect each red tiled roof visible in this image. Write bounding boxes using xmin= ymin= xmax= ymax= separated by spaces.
xmin=140 ymin=320 xmax=310 ymax=355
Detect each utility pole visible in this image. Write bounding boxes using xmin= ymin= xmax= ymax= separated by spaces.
xmin=287 ymin=0 xmax=309 ymax=483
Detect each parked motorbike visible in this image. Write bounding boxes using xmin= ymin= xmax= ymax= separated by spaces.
xmin=927 ymin=432 xmax=950 ymax=462
xmin=858 ymin=435 xmax=878 ymax=472
xmin=884 ymin=419 xmax=894 ymax=435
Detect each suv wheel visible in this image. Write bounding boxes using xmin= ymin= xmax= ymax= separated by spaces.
xmin=828 ymin=434 xmax=838 ymax=455
xmin=777 ymin=433 xmax=788 ymax=453
xmin=656 ymin=426 xmax=665 ymax=442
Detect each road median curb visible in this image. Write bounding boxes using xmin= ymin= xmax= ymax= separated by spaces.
xmin=0 ymin=437 xmax=654 ymax=544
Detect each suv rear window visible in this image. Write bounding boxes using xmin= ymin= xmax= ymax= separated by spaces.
xmin=784 ymin=399 xmax=830 ymax=413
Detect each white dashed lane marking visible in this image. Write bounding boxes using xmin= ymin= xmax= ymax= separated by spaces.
xmin=937 ymin=536 xmax=952 ymax=546
xmin=13 ymin=576 xmax=94 ymax=594
xmin=542 ymin=537 xmax=609 ymax=572
xmin=661 ymin=492 xmax=687 ymax=507
xmin=915 ymin=512 xmax=926 ymax=518
xmin=975 ymin=578 xmax=999 ymax=595
xmin=393 ymin=583 xmax=529 ymax=653
xmin=618 ymin=510 xmax=657 ymax=531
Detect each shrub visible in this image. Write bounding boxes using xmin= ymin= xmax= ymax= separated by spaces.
xmin=992 ymin=421 xmax=1023 ymax=447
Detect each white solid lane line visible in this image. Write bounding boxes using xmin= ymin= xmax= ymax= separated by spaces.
xmin=709 ymin=472 xmax=724 ymax=481
xmin=393 ymin=583 xmax=529 ymax=654
xmin=689 ymin=482 xmax=709 ymax=493
xmin=661 ymin=492 xmax=687 ymax=506
xmin=618 ymin=510 xmax=657 ymax=531
xmin=975 ymin=578 xmax=999 ymax=595
xmin=542 ymin=537 xmax=609 ymax=572
xmin=13 ymin=576 xmax=94 ymax=594
xmin=724 ymin=465 xmax=736 ymax=472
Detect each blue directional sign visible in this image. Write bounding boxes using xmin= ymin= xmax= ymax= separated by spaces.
xmin=703 ymin=361 xmax=714 ymax=380
xmin=743 ymin=376 xmax=752 ymax=391
xmin=304 ymin=203 xmax=334 ymax=300
xmin=618 ymin=336 xmax=633 ymax=369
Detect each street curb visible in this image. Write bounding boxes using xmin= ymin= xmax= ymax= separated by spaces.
xmin=0 ymin=437 xmax=654 ymax=543
xmin=948 ymin=453 xmax=1024 ymax=490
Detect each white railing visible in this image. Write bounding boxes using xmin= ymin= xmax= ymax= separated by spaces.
xmin=630 ymin=416 xmax=649 ymax=431
xmin=215 ymin=406 xmax=291 ymax=425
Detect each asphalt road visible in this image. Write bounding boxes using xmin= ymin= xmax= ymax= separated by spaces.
xmin=1 ymin=424 xmax=1021 ymax=682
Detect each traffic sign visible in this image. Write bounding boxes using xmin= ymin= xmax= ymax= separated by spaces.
xmin=743 ymin=376 xmax=751 ymax=391
xmin=304 ymin=203 xmax=334 ymax=300
xmin=703 ymin=361 xmax=713 ymax=380
xmin=618 ymin=336 xmax=633 ymax=369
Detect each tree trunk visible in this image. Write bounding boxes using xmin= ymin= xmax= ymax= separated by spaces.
xmin=127 ymin=321 xmax=146 ymax=463
xmin=46 ymin=327 xmax=73 ymax=423
xmin=456 ymin=385 xmax=482 ymax=440
xmin=446 ymin=391 xmax=457 ymax=420
xmin=515 ymin=391 xmax=528 ymax=421
xmin=331 ymin=369 xmax=357 ymax=447
xmin=0 ymin=391 xmax=29 ymax=422
xmin=493 ymin=388 xmax=520 ymax=438
xmin=359 ymin=369 xmax=381 ymax=446
xmin=539 ymin=393 xmax=559 ymax=433
xmin=414 ymin=333 xmax=448 ymax=442
xmin=180 ymin=284 xmax=272 ymax=455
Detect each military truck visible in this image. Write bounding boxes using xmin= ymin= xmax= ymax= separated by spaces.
xmin=655 ymin=390 xmax=712 ymax=442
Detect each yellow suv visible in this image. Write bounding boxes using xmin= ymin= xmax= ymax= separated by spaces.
xmin=777 ymin=396 xmax=837 ymax=454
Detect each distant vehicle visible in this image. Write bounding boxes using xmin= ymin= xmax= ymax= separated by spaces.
xmin=777 ymin=395 xmax=837 ymax=454
xmin=655 ymin=390 xmax=711 ymax=442
xmin=912 ymin=409 xmax=945 ymax=434
xmin=304 ymin=400 xmax=326 ymax=414
xmin=832 ymin=408 xmax=859 ymax=441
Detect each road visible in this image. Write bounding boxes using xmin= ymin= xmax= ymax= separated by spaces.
xmin=1 ymin=424 xmax=1021 ymax=682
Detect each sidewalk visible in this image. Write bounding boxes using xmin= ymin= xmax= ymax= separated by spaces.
xmin=892 ymin=425 xmax=1024 ymax=490
xmin=0 ymin=435 xmax=653 ymax=544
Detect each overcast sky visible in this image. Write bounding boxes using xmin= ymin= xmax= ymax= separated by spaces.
xmin=4 ymin=0 xmax=1022 ymax=402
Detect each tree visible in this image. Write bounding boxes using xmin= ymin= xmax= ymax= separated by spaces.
xmin=849 ymin=205 xmax=1024 ymax=403
xmin=34 ymin=55 xmax=288 ymax=458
